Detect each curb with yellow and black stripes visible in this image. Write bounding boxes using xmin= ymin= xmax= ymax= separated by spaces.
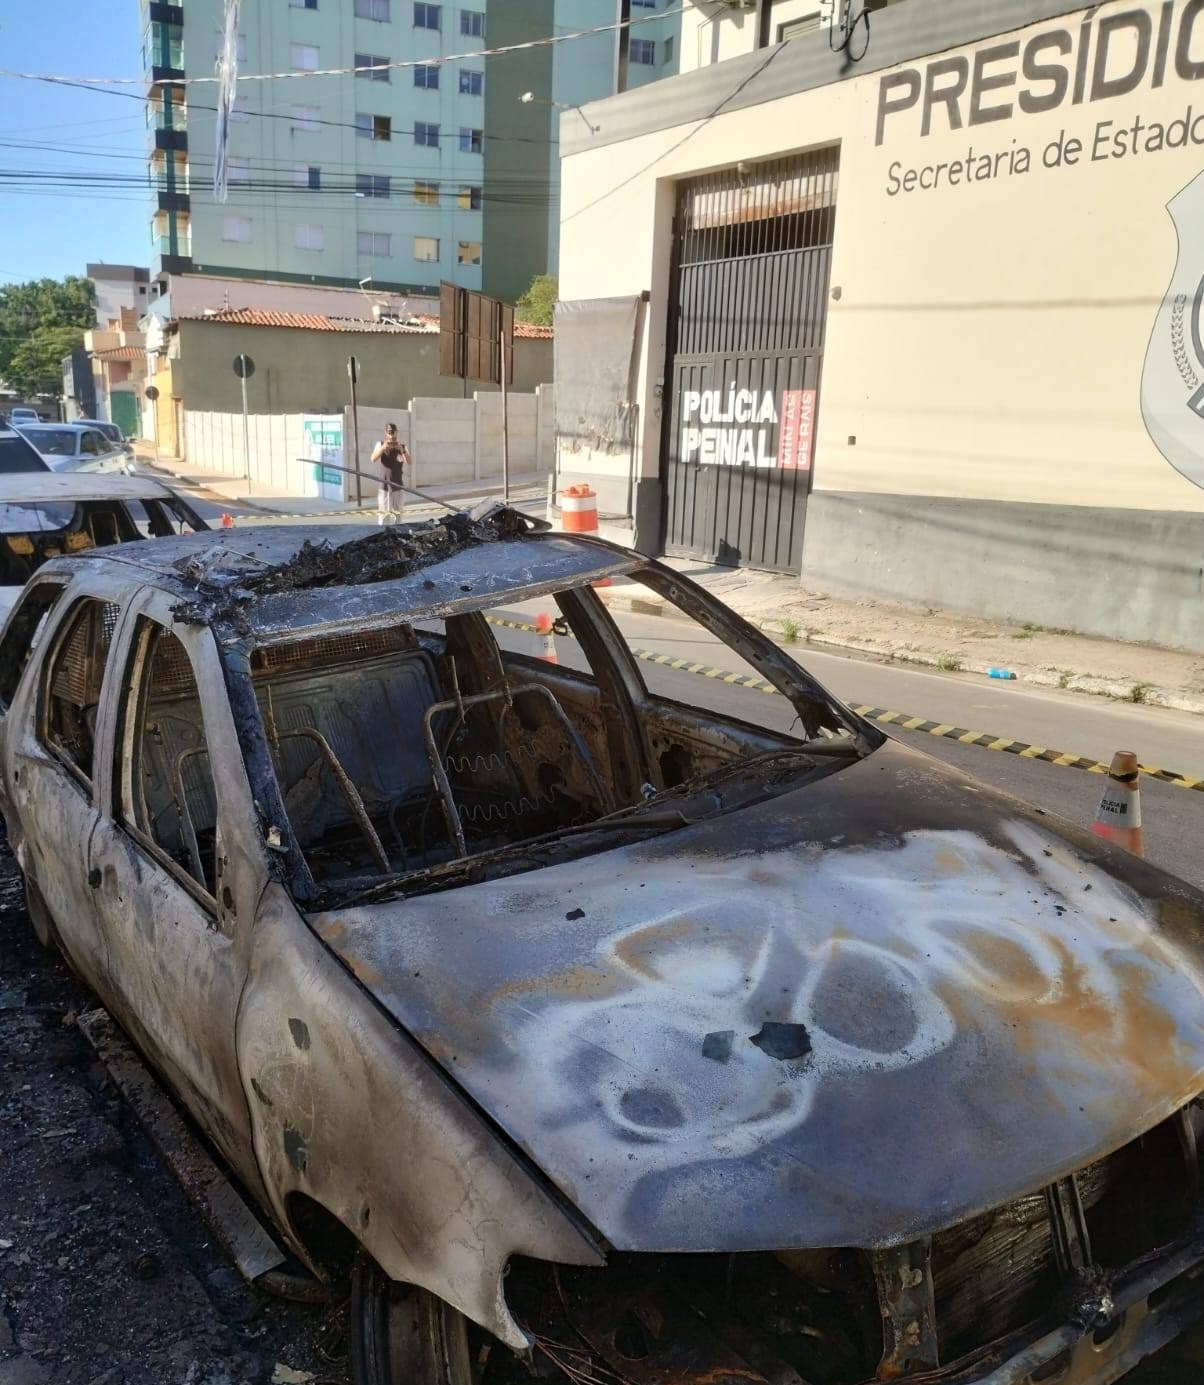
xmin=485 ymin=615 xmax=1204 ymax=794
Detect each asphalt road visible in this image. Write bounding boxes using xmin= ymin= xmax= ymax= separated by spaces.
xmin=491 ymin=599 xmax=1204 ymax=891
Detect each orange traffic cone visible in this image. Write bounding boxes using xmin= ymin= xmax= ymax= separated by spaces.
xmin=533 ymin=611 xmax=557 ymax=664
xmin=1091 ymin=751 xmax=1144 ymax=857
xmin=220 ymin=512 xmax=235 ymax=529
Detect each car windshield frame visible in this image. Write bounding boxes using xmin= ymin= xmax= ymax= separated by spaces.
xmin=210 ymin=551 xmax=877 ymax=910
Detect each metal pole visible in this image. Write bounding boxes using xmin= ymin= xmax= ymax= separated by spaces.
xmin=500 ymin=319 xmax=510 ymax=502
xmin=349 ymin=356 xmax=362 ymax=507
xmin=240 ymin=369 xmax=251 ymax=489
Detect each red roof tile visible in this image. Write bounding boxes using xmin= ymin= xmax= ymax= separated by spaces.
xmin=91 ymin=344 xmax=145 ymax=361
xmin=181 ymin=306 xmax=553 ymax=337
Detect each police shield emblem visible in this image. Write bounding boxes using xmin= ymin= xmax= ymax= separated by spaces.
xmin=1142 ymin=170 xmax=1204 ymax=491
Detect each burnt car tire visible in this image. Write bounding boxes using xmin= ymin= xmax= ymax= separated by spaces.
xmin=351 ymin=1255 xmax=474 ymax=1385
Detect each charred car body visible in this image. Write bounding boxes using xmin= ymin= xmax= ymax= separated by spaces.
xmin=0 ymin=506 xmax=1201 ymax=1385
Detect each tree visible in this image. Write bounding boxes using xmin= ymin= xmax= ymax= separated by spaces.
xmin=5 ymin=325 xmax=88 ymax=399
xmin=515 ymin=274 xmax=557 ymax=328
xmin=0 ymin=276 xmax=96 ymax=387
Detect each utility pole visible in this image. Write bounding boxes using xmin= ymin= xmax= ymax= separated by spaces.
xmin=348 ymin=355 xmax=362 ymax=506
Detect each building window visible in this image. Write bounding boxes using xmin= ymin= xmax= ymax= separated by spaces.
xmin=458 ymin=127 xmax=482 ymax=153
xmin=213 ymin=32 xmax=248 ymax=60
xmin=414 ymin=120 xmax=440 ymax=147
xmin=457 ymin=184 xmax=482 ymax=210
xmin=413 ymin=236 xmax=440 ymax=262
xmin=290 ymin=42 xmax=320 ymax=70
xmin=460 ymin=10 xmax=484 ymax=36
xmin=457 ymin=241 xmax=481 ymax=266
xmin=663 ymin=34 xmax=675 ymax=63
xmin=358 ymin=231 xmax=392 ymax=257
xmin=293 ymin=164 xmax=322 ymax=189
xmin=632 ymin=0 xmax=657 ymax=6
xmin=629 ymin=38 xmax=656 ymax=64
xmin=355 ymin=0 xmax=391 ymax=18
xmin=414 ymin=2 xmax=440 ymax=29
xmin=414 ymin=62 xmax=439 ymax=89
xmin=291 ymin=104 xmax=320 ymax=132
xmin=356 ymin=112 xmax=392 ymax=140
xmin=294 ymin=223 xmax=324 ymax=251
xmin=290 ymin=0 xmax=318 ymax=8
xmin=221 ymin=216 xmax=252 ymax=243
xmin=227 ymin=156 xmax=250 ymax=185
xmin=458 ymin=69 xmax=482 ymax=96
xmin=356 ymin=172 xmax=391 ymax=198
xmin=778 ymin=14 xmax=822 ymax=40
xmin=413 ymin=180 xmax=440 ymax=206
xmin=356 ymin=52 xmax=391 ymax=80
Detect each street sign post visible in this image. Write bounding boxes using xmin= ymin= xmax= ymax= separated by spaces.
xmin=233 ymin=354 xmax=254 ymax=486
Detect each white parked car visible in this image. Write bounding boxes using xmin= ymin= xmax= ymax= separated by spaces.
xmin=0 ymin=472 xmax=207 ymax=621
xmin=15 ymin=422 xmax=129 ymax=473
xmin=76 ymin=419 xmax=133 ymax=457
xmin=7 ymin=407 xmax=41 ymax=426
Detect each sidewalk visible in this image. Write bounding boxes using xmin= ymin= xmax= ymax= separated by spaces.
xmin=136 ymin=444 xmax=547 ymax=519
xmin=592 ymin=523 xmax=1204 ymax=716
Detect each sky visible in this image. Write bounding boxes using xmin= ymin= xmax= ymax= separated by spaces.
xmin=0 ymin=3 xmax=148 ymax=287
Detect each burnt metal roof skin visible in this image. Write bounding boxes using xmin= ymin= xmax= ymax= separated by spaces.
xmin=310 ymin=741 xmax=1204 ymax=1254
xmin=38 ymin=514 xmax=635 ymax=638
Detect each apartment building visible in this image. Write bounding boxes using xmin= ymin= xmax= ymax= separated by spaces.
xmin=143 ymin=0 xmax=681 ymax=309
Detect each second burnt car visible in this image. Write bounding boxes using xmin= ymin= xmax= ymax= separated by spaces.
xmin=0 ymin=506 xmax=1201 ymax=1385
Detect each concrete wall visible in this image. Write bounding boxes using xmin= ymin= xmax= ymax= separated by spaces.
xmin=557 ymin=0 xmax=1204 ymax=649
xmin=180 ymin=386 xmax=554 ymax=497
xmin=345 ymin=386 xmax=554 ymax=491
xmin=175 ymin=320 xmax=553 ymax=415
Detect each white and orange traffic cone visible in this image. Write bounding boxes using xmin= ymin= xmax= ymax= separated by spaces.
xmin=559 ymin=483 xmax=610 ymax=586
xmin=220 ymin=512 xmax=235 ymax=529
xmin=1091 ymin=750 xmax=1144 ymax=857
xmin=533 ymin=611 xmax=558 ymax=664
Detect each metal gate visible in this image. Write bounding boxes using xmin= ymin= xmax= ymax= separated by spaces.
xmin=661 ymin=148 xmax=839 ymax=573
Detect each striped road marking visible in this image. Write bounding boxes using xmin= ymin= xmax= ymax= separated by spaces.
xmin=483 ymin=615 xmax=1204 ymax=794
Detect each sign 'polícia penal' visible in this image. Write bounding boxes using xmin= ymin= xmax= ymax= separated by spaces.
xmin=679 ymin=386 xmax=815 ymax=469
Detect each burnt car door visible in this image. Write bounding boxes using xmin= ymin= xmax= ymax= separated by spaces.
xmin=0 ymin=583 xmax=125 ymax=979
xmin=85 ymin=588 xmax=267 ymax=1190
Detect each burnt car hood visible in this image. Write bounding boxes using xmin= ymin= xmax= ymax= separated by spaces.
xmin=310 ymin=741 xmax=1204 ymax=1252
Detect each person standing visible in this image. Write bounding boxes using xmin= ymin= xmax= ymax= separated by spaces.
xmin=370 ymin=422 xmax=410 ymax=523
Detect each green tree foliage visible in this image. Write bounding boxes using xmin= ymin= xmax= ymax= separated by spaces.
xmin=515 ymin=274 xmax=557 ymax=328
xmin=0 ymin=276 xmax=96 ymax=394
xmin=6 ymin=325 xmax=90 ymax=398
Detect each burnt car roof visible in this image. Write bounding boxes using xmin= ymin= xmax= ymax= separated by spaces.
xmin=38 ymin=507 xmax=639 ymax=639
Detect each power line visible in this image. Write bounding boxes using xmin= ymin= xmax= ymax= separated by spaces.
xmin=0 ymin=4 xmax=687 ymax=88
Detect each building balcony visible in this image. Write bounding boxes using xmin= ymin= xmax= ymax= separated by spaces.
xmin=149 ymin=64 xmax=185 ymax=86
xmin=147 ymin=2 xmax=185 ymax=22
xmin=153 ymin=126 xmax=188 ymax=152
xmin=156 ymin=190 xmax=191 ymax=213
xmin=153 ymin=249 xmax=194 ymax=277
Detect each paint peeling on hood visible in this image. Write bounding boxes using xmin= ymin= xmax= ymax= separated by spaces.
xmin=310 ymin=741 xmax=1204 ymax=1253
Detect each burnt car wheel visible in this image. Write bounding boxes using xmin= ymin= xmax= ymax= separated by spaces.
xmin=351 ymin=1255 xmax=474 ymax=1385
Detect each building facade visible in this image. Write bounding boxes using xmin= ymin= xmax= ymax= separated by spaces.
xmin=556 ymin=0 xmax=1204 ymax=653
xmin=142 ymin=0 xmax=680 ymax=308
xmin=87 ymin=263 xmax=151 ymax=327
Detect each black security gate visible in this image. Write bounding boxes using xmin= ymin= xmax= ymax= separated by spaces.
xmin=661 ymin=147 xmax=839 ymax=573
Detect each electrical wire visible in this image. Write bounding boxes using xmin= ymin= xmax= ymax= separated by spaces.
xmin=0 ymin=4 xmax=689 ymax=88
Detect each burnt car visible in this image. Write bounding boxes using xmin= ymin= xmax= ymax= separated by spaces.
xmin=0 ymin=507 xmax=1201 ymax=1385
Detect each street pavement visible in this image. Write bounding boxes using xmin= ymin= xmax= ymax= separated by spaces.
xmin=492 ymin=600 xmax=1204 ymax=890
